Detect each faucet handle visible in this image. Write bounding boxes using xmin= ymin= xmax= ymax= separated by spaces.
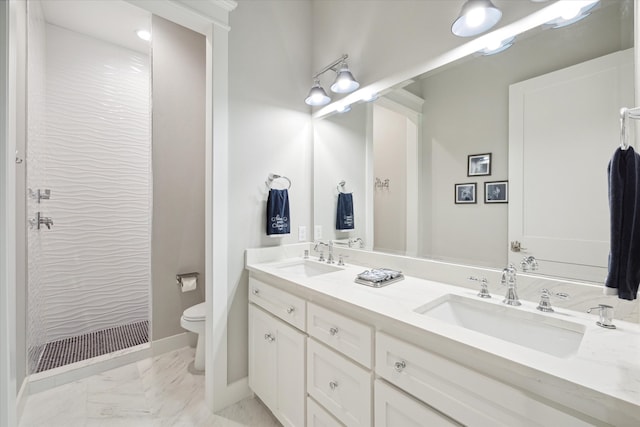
xmin=468 ymin=276 xmax=491 ymax=298
xmin=537 ymin=289 xmax=569 ymax=312
xmin=337 ymin=254 xmax=348 ymax=266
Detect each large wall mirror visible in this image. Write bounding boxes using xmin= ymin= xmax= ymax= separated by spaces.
xmin=312 ymin=0 xmax=634 ymax=283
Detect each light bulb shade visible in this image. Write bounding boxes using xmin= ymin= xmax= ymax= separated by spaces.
xmin=305 ymin=81 xmax=331 ymax=106
xmin=452 ymin=0 xmax=502 ymax=37
xmin=330 ymin=64 xmax=360 ymax=94
xmin=480 ymin=36 xmax=515 ymax=56
xmin=545 ymin=1 xmax=599 ymax=29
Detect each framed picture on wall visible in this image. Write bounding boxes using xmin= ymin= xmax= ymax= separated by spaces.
xmin=485 ymin=181 xmax=508 ymax=203
xmin=468 ymin=153 xmax=491 ymax=176
xmin=455 ymin=183 xmax=477 ymax=204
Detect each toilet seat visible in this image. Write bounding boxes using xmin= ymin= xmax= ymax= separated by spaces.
xmin=182 ymin=302 xmax=205 ymax=322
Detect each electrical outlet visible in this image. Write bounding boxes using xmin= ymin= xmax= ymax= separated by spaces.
xmin=314 ymin=225 xmax=322 ymax=240
xmin=298 ymin=226 xmax=307 ymax=242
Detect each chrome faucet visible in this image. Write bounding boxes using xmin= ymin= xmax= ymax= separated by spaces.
xmin=326 ymin=241 xmax=335 ymax=264
xmin=314 ymin=241 xmax=329 ymax=262
xmin=520 ymin=255 xmax=539 ymax=272
xmin=348 ymin=237 xmax=364 ymax=248
xmin=501 ymin=264 xmax=521 ymax=306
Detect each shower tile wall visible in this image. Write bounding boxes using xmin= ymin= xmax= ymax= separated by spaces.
xmin=27 ymin=8 xmax=151 ymax=372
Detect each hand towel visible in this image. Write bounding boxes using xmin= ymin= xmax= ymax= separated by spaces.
xmin=336 ymin=193 xmax=354 ymax=230
xmin=266 ymin=189 xmax=290 ymax=236
xmin=605 ymin=146 xmax=640 ymax=301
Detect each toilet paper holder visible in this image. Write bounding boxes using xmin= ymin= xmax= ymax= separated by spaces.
xmin=176 ymin=272 xmax=199 ymax=286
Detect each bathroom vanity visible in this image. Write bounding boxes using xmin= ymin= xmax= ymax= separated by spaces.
xmin=246 ymin=243 xmax=640 ymax=427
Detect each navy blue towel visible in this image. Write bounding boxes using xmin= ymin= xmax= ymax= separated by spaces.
xmin=336 ymin=193 xmax=354 ymax=230
xmin=605 ymin=146 xmax=640 ymax=301
xmin=266 ymin=189 xmax=290 ymax=236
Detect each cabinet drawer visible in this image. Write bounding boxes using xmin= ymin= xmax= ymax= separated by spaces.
xmin=375 ymin=379 xmax=460 ymax=427
xmin=307 ymin=338 xmax=372 ymax=427
xmin=307 ymin=397 xmax=344 ymax=427
xmin=307 ymin=302 xmax=373 ymax=368
xmin=376 ymin=332 xmax=595 ymax=427
xmin=249 ymin=277 xmax=305 ymax=330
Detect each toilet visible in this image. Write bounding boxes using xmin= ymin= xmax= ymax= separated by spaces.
xmin=180 ymin=302 xmax=206 ymax=374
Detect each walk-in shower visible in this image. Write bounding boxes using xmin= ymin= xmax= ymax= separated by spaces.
xmin=26 ymin=0 xmax=152 ymax=373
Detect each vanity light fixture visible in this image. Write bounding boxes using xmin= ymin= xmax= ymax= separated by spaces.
xmin=360 ymin=91 xmax=379 ymax=102
xmin=330 ymin=62 xmax=360 ymax=93
xmin=480 ymin=36 xmax=515 ymax=55
xmin=305 ymin=54 xmax=360 ymax=106
xmin=305 ymin=79 xmax=331 ymax=106
xmin=336 ymin=104 xmax=352 ymax=114
xmin=452 ymin=0 xmax=503 ymax=37
xmin=136 ymin=29 xmax=151 ymax=41
xmin=545 ymin=0 xmax=599 ymax=29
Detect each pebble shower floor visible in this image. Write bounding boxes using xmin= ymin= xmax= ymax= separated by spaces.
xmin=35 ymin=320 xmax=149 ymax=373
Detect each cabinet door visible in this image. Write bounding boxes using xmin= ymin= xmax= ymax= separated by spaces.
xmin=307 ymin=338 xmax=372 ymax=427
xmin=308 ymin=397 xmax=344 ymax=427
xmin=275 ymin=312 xmax=306 ymax=427
xmin=248 ymin=304 xmax=277 ymax=412
xmin=375 ymin=379 xmax=460 ymax=427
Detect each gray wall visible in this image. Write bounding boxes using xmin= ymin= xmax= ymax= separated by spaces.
xmin=228 ymin=0 xmax=312 ymax=383
xmin=151 ymin=16 xmax=206 ymax=341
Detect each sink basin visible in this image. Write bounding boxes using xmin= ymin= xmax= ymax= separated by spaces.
xmin=414 ymin=294 xmax=585 ymax=358
xmin=273 ymin=259 xmax=342 ymax=278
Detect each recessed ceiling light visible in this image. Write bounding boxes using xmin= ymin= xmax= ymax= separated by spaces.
xmin=136 ymin=29 xmax=151 ymax=42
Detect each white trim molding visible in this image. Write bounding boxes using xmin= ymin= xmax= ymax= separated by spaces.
xmin=0 ymin=0 xmax=17 ymax=425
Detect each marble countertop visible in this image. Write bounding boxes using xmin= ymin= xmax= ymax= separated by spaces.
xmin=245 ymin=245 xmax=640 ymax=425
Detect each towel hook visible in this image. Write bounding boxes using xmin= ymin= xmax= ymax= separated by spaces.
xmin=266 ymin=173 xmax=291 ymax=190
xmin=620 ymin=107 xmax=630 ymax=150
xmin=337 ymin=180 xmax=346 ymax=193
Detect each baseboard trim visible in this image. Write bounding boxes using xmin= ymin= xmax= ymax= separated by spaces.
xmin=152 ymin=332 xmax=191 ymax=356
xmin=15 ymin=377 xmax=28 ymax=424
xmin=213 ymin=377 xmax=252 ymax=412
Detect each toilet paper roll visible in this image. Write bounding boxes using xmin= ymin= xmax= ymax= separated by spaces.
xmin=181 ymin=276 xmax=197 ymax=292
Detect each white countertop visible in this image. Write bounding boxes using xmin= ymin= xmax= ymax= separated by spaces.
xmin=246 ymin=246 xmax=640 ymax=425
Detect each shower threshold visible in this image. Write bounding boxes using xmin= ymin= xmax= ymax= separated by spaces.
xmin=35 ymin=320 xmax=149 ymax=373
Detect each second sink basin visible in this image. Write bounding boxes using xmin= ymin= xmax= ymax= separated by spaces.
xmin=414 ymin=294 xmax=585 ymax=358
xmin=273 ymin=259 xmax=343 ymax=278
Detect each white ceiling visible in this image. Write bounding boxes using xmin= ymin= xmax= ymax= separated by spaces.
xmin=40 ymin=0 xmax=151 ymax=54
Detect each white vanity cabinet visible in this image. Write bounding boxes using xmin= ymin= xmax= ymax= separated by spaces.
xmin=306 ymin=302 xmax=374 ymax=426
xmin=375 ymin=332 xmax=597 ymax=427
xmin=374 ymin=379 xmax=460 ymax=427
xmin=307 ymin=396 xmax=344 ymax=427
xmin=248 ymin=299 xmax=305 ymax=427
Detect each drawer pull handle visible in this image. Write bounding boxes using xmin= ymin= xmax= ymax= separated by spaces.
xmin=329 ymin=381 xmax=339 ymax=391
xmin=394 ymin=360 xmax=407 ymax=372
xmin=264 ymin=333 xmax=275 ymax=343
xmin=252 ymin=289 xmax=260 ymax=295
xmin=286 ymin=306 xmax=295 ymax=314
xmin=329 ymin=327 xmax=339 ymax=336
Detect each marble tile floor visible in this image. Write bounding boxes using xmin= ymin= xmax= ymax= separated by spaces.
xmin=19 ymin=347 xmax=282 ymax=427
